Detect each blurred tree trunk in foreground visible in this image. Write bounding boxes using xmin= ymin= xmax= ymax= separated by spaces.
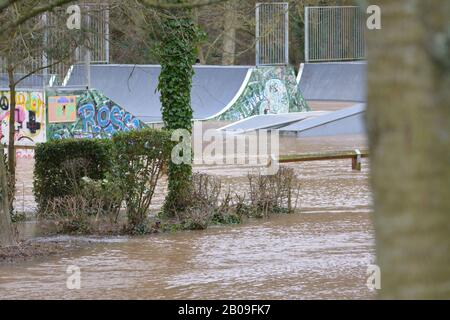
xmin=367 ymin=0 xmax=450 ymax=299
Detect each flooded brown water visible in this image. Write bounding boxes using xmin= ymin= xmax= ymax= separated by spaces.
xmin=1 ymin=134 xmax=375 ymax=300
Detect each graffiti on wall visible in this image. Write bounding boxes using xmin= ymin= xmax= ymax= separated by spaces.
xmin=217 ymin=66 xmax=310 ymax=121
xmin=48 ymin=96 xmax=77 ymax=123
xmin=47 ymin=90 xmax=144 ymax=140
xmin=16 ymin=149 xmax=35 ymax=159
xmin=0 ymin=91 xmax=46 ymax=145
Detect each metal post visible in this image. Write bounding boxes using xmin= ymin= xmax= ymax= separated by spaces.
xmin=305 ymin=7 xmax=309 ymax=62
xmin=85 ymin=11 xmax=91 ymax=88
xmin=105 ymin=5 xmax=110 ymax=63
xmin=42 ymin=13 xmax=48 ymax=88
xmin=255 ymin=3 xmax=260 ymax=66
xmin=284 ymin=3 xmax=289 ymax=65
xmin=85 ymin=48 xmax=91 ymax=88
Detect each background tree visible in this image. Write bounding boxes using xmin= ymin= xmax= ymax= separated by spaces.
xmin=0 ymin=148 xmax=14 ymax=246
xmin=221 ymin=0 xmax=238 ymax=65
xmin=0 ymin=1 xmax=89 ymax=214
xmin=367 ymin=0 xmax=450 ymax=299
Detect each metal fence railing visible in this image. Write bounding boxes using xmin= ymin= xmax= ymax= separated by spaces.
xmin=256 ymin=2 xmax=289 ymax=66
xmin=305 ymin=6 xmax=366 ymax=62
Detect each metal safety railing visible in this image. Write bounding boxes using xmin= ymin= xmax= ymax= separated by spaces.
xmin=305 ymin=6 xmax=366 ymax=62
xmin=256 ymin=2 xmax=289 ymax=66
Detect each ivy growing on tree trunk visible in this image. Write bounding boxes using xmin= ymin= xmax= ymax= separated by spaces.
xmin=156 ymin=9 xmax=204 ymax=216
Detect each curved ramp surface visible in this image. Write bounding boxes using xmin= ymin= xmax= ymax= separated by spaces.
xmin=298 ymin=62 xmax=367 ymax=102
xmin=65 ymin=64 xmax=252 ymax=122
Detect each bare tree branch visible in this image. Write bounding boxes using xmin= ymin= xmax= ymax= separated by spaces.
xmin=0 ymin=0 xmax=20 ymax=13
xmin=139 ymin=0 xmax=229 ymax=10
xmin=13 ymin=53 xmax=71 ymax=86
xmin=0 ymin=0 xmax=76 ymax=34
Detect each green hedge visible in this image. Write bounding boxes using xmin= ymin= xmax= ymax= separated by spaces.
xmin=112 ymin=128 xmax=174 ymax=229
xmin=34 ymin=139 xmax=112 ymax=212
xmin=34 ymin=129 xmax=174 ymax=227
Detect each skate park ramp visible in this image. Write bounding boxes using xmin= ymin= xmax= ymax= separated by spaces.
xmin=0 ymin=73 xmax=53 ymax=89
xmin=279 ymin=103 xmax=366 ymax=137
xmin=297 ymin=62 xmax=367 ymax=102
xmin=64 ymin=64 xmax=252 ymax=123
xmin=220 ymin=111 xmax=328 ymax=133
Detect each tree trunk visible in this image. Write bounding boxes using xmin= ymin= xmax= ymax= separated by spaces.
xmin=0 ymin=146 xmax=15 ymax=247
xmin=192 ymin=8 xmax=206 ymax=64
xmin=367 ymin=1 xmax=450 ymax=299
xmin=158 ymin=11 xmax=198 ymax=216
xmin=7 ymin=66 xmax=16 ymax=214
xmin=222 ymin=0 xmax=238 ymax=65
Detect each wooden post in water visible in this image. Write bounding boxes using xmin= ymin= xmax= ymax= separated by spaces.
xmin=0 ymin=146 xmax=15 ymax=247
xmin=351 ymin=149 xmax=362 ymax=171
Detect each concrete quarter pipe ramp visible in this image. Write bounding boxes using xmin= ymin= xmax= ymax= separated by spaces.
xmin=65 ymin=64 xmax=253 ymax=123
xmin=297 ymin=62 xmax=367 ymax=102
xmin=216 ymin=66 xmax=310 ymax=121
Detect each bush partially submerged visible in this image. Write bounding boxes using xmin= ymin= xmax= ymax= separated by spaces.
xmin=174 ymin=168 xmax=301 ymax=230
xmin=43 ymin=175 xmax=124 ymax=234
xmin=34 ymin=129 xmax=173 ymax=234
xmin=34 ymin=139 xmax=112 ymax=214
xmin=247 ymin=167 xmax=301 ymax=218
xmin=112 ymin=128 xmax=173 ymax=231
xmin=34 ymin=131 xmax=301 ymax=234
xmin=175 ymin=174 xmax=244 ymax=230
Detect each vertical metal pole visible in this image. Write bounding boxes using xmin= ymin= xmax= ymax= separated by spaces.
xmin=284 ymin=3 xmax=289 ymax=65
xmin=85 ymin=11 xmax=91 ymax=88
xmin=85 ymin=49 xmax=91 ymax=88
xmin=263 ymin=4 xmax=266 ymax=65
xmin=42 ymin=13 xmax=48 ymax=88
xmin=105 ymin=6 xmax=110 ymax=63
xmin=256 ymin=3 xmax=260 ymax=66
xmin=304 ymin=7 xmax=309 ymax=62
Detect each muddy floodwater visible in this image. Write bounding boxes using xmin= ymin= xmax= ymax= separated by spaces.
xmin=0 ymin=135 xmax=375 ymax=300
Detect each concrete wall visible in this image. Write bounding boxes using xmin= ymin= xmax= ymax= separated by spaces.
xmin=0 ymin=91 xmax=46 ymax=146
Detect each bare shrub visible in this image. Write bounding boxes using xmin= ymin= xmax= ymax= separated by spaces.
xmin=176 ymin=173 xmax=221 ymax=229
xmin=177 ymin=168 xmax=302 ymax=230
xmin=176 ymin=173 xmax=246 ymax=229
xmin=247 ymin=167 xmax=301 ymax=218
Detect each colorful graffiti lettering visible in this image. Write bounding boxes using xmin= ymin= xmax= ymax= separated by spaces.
xmin=0 ymin=91 xmax=46 ymax=145
xmin=47 ymin=90 xmax=144 ymax=141
xmin=218 ymin=66 xmax=310 ymax=121
xmin=77 ymin=103 xmax=142 ymax=137
xmin=48 ymin=96 xmax=77 ymax=123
